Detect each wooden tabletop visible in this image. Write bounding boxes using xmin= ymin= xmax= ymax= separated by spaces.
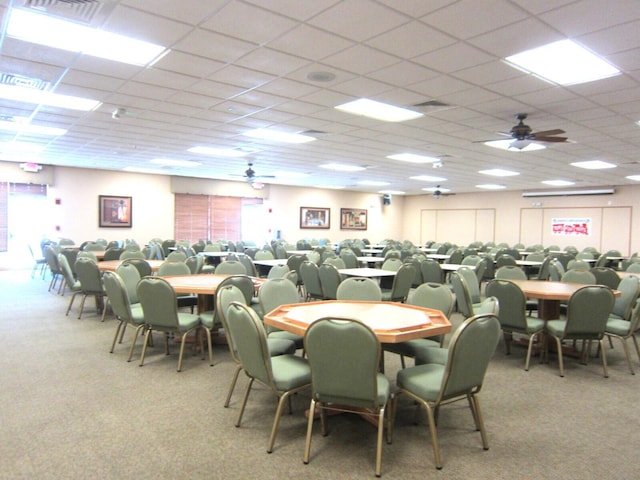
xmin=506 ymin=279 xmax=598 ymax=300
xmin=264 ymin=300 xmax=451 ymax=344
xmin=253 ymin=259 xmax=288 ymax=267
xmin=97 ymin=259 xmax=164 ymax=272
xmin=163 ymin=274 xmax=264 ymax=294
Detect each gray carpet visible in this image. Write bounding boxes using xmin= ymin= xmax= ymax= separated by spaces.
xmin=1 ymin=270 xmax=638 ymax=479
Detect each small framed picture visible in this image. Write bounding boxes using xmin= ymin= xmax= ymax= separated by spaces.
xmin=340 ymin=208 xmax=367 ymax=230
xmin=99 ymin=195 xmax=132 ymax=228
xmin=300 ymin=207 xmax=330 ymax=229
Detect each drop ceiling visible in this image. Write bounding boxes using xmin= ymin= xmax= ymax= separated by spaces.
xmin=1 ymin=0 xmax=640 ymax=195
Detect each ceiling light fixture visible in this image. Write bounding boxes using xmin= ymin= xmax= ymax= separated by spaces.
xmin=387 ymin=153 xmax=440 ymax=164
xmin=410 ymin=175 xmax=447 ymax=182
xmin=505 ymin=39 xmax=620 ymax=86
xmin=626 ymin=175 xmax=640 ymax=182
xmin=0 ymin=84 xmax=101 ymax=111
xmin=542 ymin=180 xmax=575 ymax=186
xmin=379 ymin=190 xmax=405 ymax=195
xmin=479 ymin=168 xmax=520 ymax=177
xmin=476 ymin=184 xmax=506 ymax=190
xmin=357 ymin=180 xmax=391 ymax=186
xmin=243 ymin=128 xmax=316 ymax=144
xmin=187 ymin=146 xmax=255 ymax=157
xmin=0 ymin=118 xmax=66 ymax=136
xmin=571 ymin=160 xmax=616 ymax=170
xmin=7 ymin=8 xmax=168 ymax=66
xmin=150 ymin=158 xmax=201 ymax=167
xmin=319 ymin=163 xmax=365 ymax=172
xmin=335 ymin=98 xmax=423 ymax=122
xmin=484 ymin=139 xmax=545 ymax=151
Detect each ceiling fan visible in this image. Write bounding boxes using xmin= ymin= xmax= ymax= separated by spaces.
xmin=480 ymin=113 xmax=568 ymax=149
xmin=233 ymin=162 xmax=276 ymax=184
xmin=429 ymin=185 xmax=455 ymax=199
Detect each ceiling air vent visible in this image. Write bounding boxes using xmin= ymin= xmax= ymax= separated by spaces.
xmin=22 ymin=0 xmax=117 ymax=25
xmin=412 ymin=100 xmax=454 ymax=114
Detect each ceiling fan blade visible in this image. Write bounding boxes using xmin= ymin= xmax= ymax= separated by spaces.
xmin=531 ymin=129 xmax=565 ymax=137
xmin=534 ymin=136 xmax=568 ymax=143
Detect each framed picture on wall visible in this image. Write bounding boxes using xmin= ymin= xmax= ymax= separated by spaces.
xmin=341 ymin=208 xmax=367 ymax=230
xmin=300 ymin=207 xmax=330 ymax=229
xmin=99 ymin=195 xmax=132 ymax=228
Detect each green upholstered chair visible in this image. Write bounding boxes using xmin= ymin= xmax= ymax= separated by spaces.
xmin=121 ymin=258 xmax=152 ymax=278
xmin=114 ymin=262 xmax=141 ymax=305
xmin=71 ymin=257 xmax=106 ymax=320
xmin=258 ymin=277 xmax=304 ymax=350
xmin=119 ymin=250 xmax=146 ymax=260
xmin=318 ymin=263 xmax=342 ymax=300
xmin=303 ymin=317 xmax=390 ymax=477
xmin=267 ymin=264 xmax=290 ymax=280
xmin=626 ymin=263 xmax=640 ymax=273
xmin=165 ymin=250 xmax=187 ymax=262
xmin=215 ymin=260 xmax=249 ymax=275
xmin=44 ymin=245 xmax=63 ymax=292
xmin=136 ymin=276 xmax=203 ymax=372
xmin=450 ymin=270 xmax=498 ymax=320
xmin=609 ymin=275 xmax=640 ymax=324
xmin=548 ymin=259 xmax=564 ymax=281
xmin=485 ymin=279 xmax=545 ymax=370
xmin=157 ymin=260 xmax=198 ymax=312
xmin=185 ymin=255 xmax=204 ymax=274
xmin=590 ymin=267 xmax=620 ymax=289
xmin=567 ymin=259 xmax=591 ymax=271
xmin=226 ymin=302 xmax=311 ymax=453
xmin=103 ymin=271 xmax=146 ymax=361
xmin=336 ymin=277 xmax=382 ymax=301
xmin=323 ymin=256 xmax=346 ymax=269
xmin=216 ymin=284 xmax=296 ymax=407
xmin=381 ymin=257 xmax=403 ymax=272
xmin=300 ymin=261 xmax=323 ymax=301
xmin=455 ymin=266 xmax=482 ymax=304
xmin=380 ymin=263 xmax=415 ymax=302
xmin=420 ymin=259 xmax=443 ymax=284
xmin=495 ymin=265 xmax=527 ymax=280
xmin=561 ymin=269 xmax=596 ymax=285
xmin=383 ymin=282 xmax=454 ymax=368
xmin=544 ymin=285 xmax=615 ymax=377
xmin=605 ymin=298 xmax=640 ymax=374
xmin=392 ymin=313 xmax=501 ymax=470
xmin=57 ymin=252 xmax=81 ymax=300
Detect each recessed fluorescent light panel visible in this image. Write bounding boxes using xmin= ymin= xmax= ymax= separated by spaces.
xmin=123 ymin=166 xmax=165 ymax=175
xmin=476 ymin=184 xmax=506 ymax=190
xmin=335 ymin=98 xmax=423 ymax=122
xmin=319 ymin=163 xmax=365 ymax=172
xmin=187 ymin=146 xmax=255 ymax=157
xmin=7 ymin=8 xmax=168 ymax=66
xmin=484 ymin=139 xmax=545 ymax=151
xmin=243 ymin=128 xmax=316 ymax=144
xmin=379 ymin=190 xmax=405 ymax=195
xmin=0 ymin=84 xmax=101 ymax=111
xmin=505 ymin=39 xmax=620 ymax=86
xmin=479 ymin=169 xmax=519 ymax=177
xmin=542 ymin=180 xmax=575 ymax=186
xmin=0 ymin=141 xmax=44 ymax=153
xmin=387 ymin=153 xmax=439 ymax=164
xmin=357 ymin=180 xmax=390 ymax=186
xmin=150 ymin=158 xmax=201 ymax=167
xmin=0 ymin=118 xmax=66 ymax=136
xmin=626 ymin=175 xmax=640 ymax=182
xmin=571 ymin=160 xmax=616 ymax=170
xmin=410 ymin=175 xmax=447 ymax=182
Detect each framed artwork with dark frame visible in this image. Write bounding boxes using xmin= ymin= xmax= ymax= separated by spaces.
xmin=340 ymin=208 xmax=367 ymax=230
xmin=300 ymin=207 xmax=330 ymax=229
xmin=99 ymin=195 xmax=132 ymax=228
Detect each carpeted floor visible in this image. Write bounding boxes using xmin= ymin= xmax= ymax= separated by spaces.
xmin=1 ymin=269 xmax=638 ymax=479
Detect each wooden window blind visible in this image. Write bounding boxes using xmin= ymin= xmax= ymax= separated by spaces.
xmin=174 ymin=194 xmax=246 ymax=243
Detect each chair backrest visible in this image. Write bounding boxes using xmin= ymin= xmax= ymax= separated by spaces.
xmin=77 ymin=251 xmax=97 ymax=262
xmin=381 ymin=257 xmax=403 ymax=272
xmin=495 ymin=265 xmax=527 ymax=280
xmin=567 ymin=259 xmax=591 ymax=271
xmin=409 ymin=282 xmax=454 ymax=317
xmin=565 ymin=285 xmax=615 ymax=338
xmin=495 ymin=254 xmax=517 ymax=268
xmin=103 ymin=248 xmax=123 ymax=261
xmin=115 ymin=262 xmax=141 ymax=304
xmin=304 ymin=317 xmax=382 ymax=408
xmin=215 ymin=260 xmax=248 ymax=275
xmin=450 ymin=271 xmax=474 ymax=318
xmin=287 ymin=254 xmax=307 ymax=280
xmin=121 ymin=258 xmax=152 ymax=278
xmin=45 ymin=245 xmax=62 ymax=274
xmin=255 ymin=249 xmax=274 ymax=260
xmin=103 ymin=271 xmax=135 ymax=321
xmin=237 ymin=254 xmax=257 ymax=277
xmin=612 ymin=275 xmax=640 ymax=319
xmin=57 ymin=253 xmax=76 ymax=288
xmin=318 ymin=263 xmax=343 ymax=300
xmin=590 ymin=266 xmax=620 ymax=289
xmin=185 ymin=255 xmax=204 ymax=274
xmin=157 ymin=261 xmax=191 ymax=276
xmin=485 ymin=279 xmax=528 ymax=330
xmin=340 ymin=250 xmax=358 ymax=269
xmin=456 ymin=266 xmax=481 ymax=303
xmin=323 ymin=256 xmax=346 ymax=269
xmin=264 ymin=264 xmax=287 ymax=280
xmin=137 ymin=277 xmax=179 ymax=329
xmin=626 ymin=263 xmax=640 ymax=273
xmin=259 ymin=277 xmax=300 ymax=316
xmin=440 ymin=313 xmax=501 ymax=401
xmin=120 ymin=250 xmax=146 ymax=260
xmin=336 ymin=277 xmax=382 ymax=301
xmin=420 ymin=259 xmax=443 ymax=284
xmin=75 ymin=257 xmax=103 ymax=294
xmin=446 ymin=249 xmax=463 ymax=265
xmin=215 ymin=284 xmax=249 ymax=362
xmin=226 ymin=302 xmax=273 ymax=386
xmin=548 ymin=259 xmax=565 ymax=281
xmin=306 ymin=250 xmax=321 ymax=265
xmin=461 ymin=255 xmax=481 ymax=267
xmin=300 ymin=261 xmax=323 ymax=300
xmin=561 ymin=269 xmax=596 ymax=285
xmin=166 ymin=251 xmax=187 ymax=262
xmin=387 ymin=263 xmax=416 ymax=302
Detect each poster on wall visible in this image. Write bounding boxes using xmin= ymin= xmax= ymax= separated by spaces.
xmin=551 ymin=217 xmax=591 ymax=236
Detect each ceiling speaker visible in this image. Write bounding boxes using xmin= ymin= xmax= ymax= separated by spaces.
xmin=382 ymin=194 xmax=391 ymax=205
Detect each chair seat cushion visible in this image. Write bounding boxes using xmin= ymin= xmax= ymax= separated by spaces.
xmin=270 ymin=355 xmax=311 ymax=391
xmin=383 ymin=338 xmax=440 ymax=358
xmin=503 ymin=316 xmax=545 ymax=335
xmin=177 ymin=313 xmax=202 ymax=332
xmin=545 ymin=319 xmax=567 ymax=337
xmin=315 ymin=373 xmax=390 ymax=408
xmin=268 ymin=330 xmax=304 ymax=348
xmin=199 ymin=311 xmax=220 ymax=330
xmin=396 ymin=363 xmax=445 ymax=401
xmin=606 ymin=318 xmax=632 ymax=336
xmin=266 ymin=337 xmax=297 ymax=356
xmin=415 ymin=346 xmax=448 ymax=366
xmin=130 ymin=303 xmax=145 ymax=324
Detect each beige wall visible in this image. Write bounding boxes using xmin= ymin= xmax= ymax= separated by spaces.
xmin=11 ymin=164 xmax=638 ymax=254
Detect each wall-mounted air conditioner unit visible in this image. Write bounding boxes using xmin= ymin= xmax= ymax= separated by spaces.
xmin=522 ymin=188 xmax=615 ymax=198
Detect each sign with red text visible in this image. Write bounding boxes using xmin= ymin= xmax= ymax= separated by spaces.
xmin=551 ymin=218 xmax=591 ymax=236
